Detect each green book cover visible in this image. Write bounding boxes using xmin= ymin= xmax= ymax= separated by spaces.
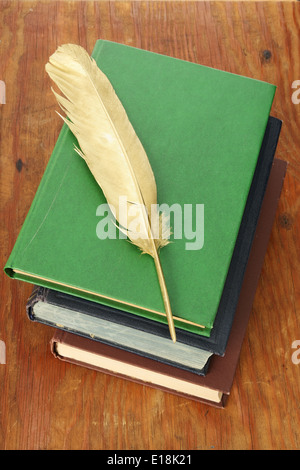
xmin=4 ymin=40 xmax=276 ymax=336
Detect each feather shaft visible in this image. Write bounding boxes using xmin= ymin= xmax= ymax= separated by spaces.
xmin=153 ymin=250 xmax=176 ymax=342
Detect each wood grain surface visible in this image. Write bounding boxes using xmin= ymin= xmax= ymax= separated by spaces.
xmin=0 ymin=1 xmax=299 ymax=451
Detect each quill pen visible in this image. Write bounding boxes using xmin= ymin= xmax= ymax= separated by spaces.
xmin=45 ymin=44 xmax=176 ymax=342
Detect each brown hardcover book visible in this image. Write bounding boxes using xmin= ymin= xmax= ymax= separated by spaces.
xmin=50 ymin=158 xmax=287 ymax=408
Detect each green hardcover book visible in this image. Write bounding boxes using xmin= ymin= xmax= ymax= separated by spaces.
xmin=4 ymin=40 xmax=276 ymax=337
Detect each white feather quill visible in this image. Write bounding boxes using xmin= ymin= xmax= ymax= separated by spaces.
xmin=45 ymin=44 xmax=176 ymax=342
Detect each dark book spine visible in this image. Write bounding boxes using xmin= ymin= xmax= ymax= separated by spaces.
xmin=26 ymin=286 xmax=49 ymax=321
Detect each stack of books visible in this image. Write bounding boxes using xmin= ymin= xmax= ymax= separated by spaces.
xmin=4 ymin=40 xmax=286 ymax=408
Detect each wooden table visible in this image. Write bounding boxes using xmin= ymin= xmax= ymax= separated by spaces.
xmin=0 ymin=1 xmax=299 ymax=451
